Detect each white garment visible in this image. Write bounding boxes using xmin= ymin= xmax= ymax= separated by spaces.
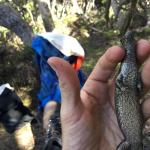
xmin=38 ymin=32 xmax=85 ymax=57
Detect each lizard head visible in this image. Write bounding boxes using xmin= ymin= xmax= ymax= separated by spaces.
xmin=120 ymin=31 xmax=136 ymax=53
xmin=121 ymin=31 xmax=135 ymax=45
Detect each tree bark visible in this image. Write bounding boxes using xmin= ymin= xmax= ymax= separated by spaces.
xmin=111 ymin=0 xmax=119 ymax=18
xmin=38 ymin=0 xmax=54 ymax=32
xmin=105 ymin=0 xmax=111 ymax=27
xmin=0 ymin=3 xmax=33 ymax=46
xmin=120 ymin=0 xmax=138 ymax=35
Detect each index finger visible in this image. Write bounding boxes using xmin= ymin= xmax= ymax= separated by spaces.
xmin=86 ymin=46 xmax=124 ymax=83
xmin=82 ymin=46 xmax=124 ymax=101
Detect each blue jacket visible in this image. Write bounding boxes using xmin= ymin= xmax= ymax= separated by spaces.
xmin=32 ymin=36 xmax=86 ymax=109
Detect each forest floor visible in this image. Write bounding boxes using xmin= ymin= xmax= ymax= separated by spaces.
xmin=0 ymin=16 xmax=150 ymax=149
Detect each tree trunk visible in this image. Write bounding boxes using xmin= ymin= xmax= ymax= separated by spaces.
xmin=105 ymin=0 xmax=111 ymax=27
xmin=111 ymin=0 xmax=119 ymax=18
xmin=0 ymin=3 xmax=33 ymax=46
xmin=38 ymin=0 xmax=54 ymax=32
xmin=119 ymin=0 xmax=138 ymax=35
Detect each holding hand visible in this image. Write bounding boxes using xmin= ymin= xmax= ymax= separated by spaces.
xmin=48 ymin=39 xmax=150 ymax=150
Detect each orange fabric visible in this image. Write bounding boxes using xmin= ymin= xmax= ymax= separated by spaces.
xmin=72 ymin=56 xmax=84 ymax=70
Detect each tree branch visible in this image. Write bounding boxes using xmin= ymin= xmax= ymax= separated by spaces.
xmin=0 ymin=3 xmax=33 ymax=46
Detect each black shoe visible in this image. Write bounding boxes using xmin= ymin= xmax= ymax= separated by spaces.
xmin=43 ymin=103 xmax=62 ymax=150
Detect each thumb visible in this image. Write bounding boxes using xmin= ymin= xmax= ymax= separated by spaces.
xmin=47 ymin=57 xmax=82 ymax=116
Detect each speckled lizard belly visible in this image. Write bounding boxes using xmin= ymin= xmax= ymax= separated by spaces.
xmin=115 ymin=31 xmax=144 ymax=150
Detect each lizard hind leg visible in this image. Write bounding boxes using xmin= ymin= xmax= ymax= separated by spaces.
xmin=117 ymin=141 xmax=130 ymax=150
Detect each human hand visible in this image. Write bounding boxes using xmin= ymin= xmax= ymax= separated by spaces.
xmin=47 ymin=40 xmax=150 ymax=150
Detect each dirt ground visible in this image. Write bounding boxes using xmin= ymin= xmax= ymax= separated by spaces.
xmin=0 ymin=121 xmax=45 ymax=150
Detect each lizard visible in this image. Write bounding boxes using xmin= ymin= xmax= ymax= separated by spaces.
xmin=115 ymin=31 xmax=144 ymax=150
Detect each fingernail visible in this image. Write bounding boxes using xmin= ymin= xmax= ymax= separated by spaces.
xmin=47 ymin=58 xmax=56 ymax=69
